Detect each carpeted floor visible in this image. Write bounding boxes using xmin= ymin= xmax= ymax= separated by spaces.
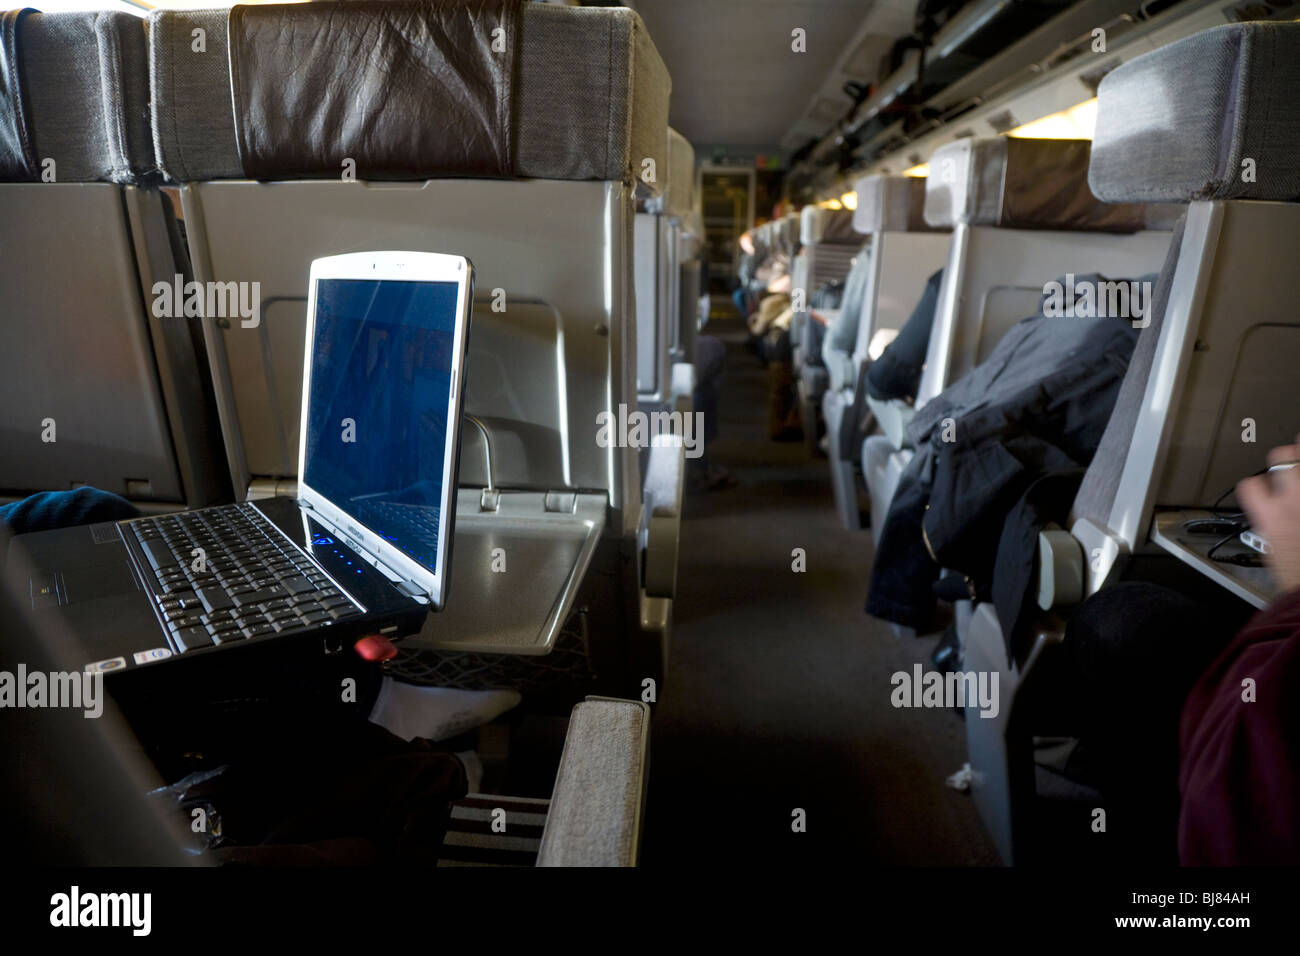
xmin=641 ymin=314 xmax=999 ymax=866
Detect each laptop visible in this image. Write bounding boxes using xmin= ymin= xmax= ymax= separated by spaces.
xmin=5 ymin=251 xmax=474 ymax=675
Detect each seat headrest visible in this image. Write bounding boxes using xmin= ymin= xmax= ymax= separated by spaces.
xmin=1 ymin=10 xmax=153 ymax=184
xmin=1090 ymin=21 xmax=1300 ymax=204
xmin=852 ymin=174 xmax=940 ymax=233
xmin=663 ymin=128 xmax=696 ymax=219
xmin=149 ymin=3 xmax=669 ymax=190
xmin=924 ymin=137 xmax=1149 ymax=232
xmin=800 ymin=205 xmax=861 ymax=245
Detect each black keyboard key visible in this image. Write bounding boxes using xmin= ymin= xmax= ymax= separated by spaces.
xmin=140 ymin=537 xmax=176 ymax=571
xmin=299 ymin=610 xmax=330 ymax=625
xmin=234 ymin=585 xmax=287 ymax=607
xmin=281 ymin=576 xmax=313 ymax=595
xmin=196 ymin=587 xmax=234 ymax=615
xmin=176 ymin=593 xmax=205 ymax=613
xmin=212 ymin=630 xmax=245 ymax=645
xmin=240 ymin=623 xmax=275 ymax=639
xmin=327 ymin=606 xmax=355 ymax=620
xmin=173 ymin=627 xmax=213 ymax=652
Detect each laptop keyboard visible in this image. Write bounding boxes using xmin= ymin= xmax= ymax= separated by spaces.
xmin=127 ymin=503 xmax=361 ymax=652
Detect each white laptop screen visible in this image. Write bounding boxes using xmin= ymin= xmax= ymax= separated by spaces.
xmin=303 ymin=277 xmax=460 ymax=577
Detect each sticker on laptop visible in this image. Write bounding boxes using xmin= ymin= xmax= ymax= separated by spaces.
xmin=133 ymin=648 xmax=173 ymax=665
xmin=85 ymin=657 xmax=126 ymax=673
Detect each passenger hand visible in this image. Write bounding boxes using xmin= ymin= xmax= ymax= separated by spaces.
xmin=1237 ymin=436 xmax=1300 ymax=593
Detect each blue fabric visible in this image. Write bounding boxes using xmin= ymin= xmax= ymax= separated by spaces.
xmin=866 ymin=268 xmax=943 ymax=402
xmin=0 ymin=488 xmax=140 ymax=536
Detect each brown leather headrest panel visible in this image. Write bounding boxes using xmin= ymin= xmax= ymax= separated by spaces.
xmin=228 ymin=0 xmax=521 ymax=181
xmin=925 ymin=137 xmax=1150 ymax=232
xmin=999 ymin=139 xmax=1147 ymax=232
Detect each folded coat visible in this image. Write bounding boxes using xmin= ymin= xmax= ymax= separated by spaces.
xmin=866 ymin=301 xmax=1139 ymax=630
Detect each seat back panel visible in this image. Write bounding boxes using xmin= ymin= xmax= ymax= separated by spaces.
xmin=183 ymin=178 xmax=632 ymax=506
xmin=0 ymin=184 xmax=182 ymax=501
xmin=918 ymin=225 xmax=1173 ymax=407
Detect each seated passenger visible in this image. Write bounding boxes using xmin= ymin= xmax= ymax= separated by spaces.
xmin=821 ymin=245 xmax=872 ymax=394
xmin=1179 ymin=440 xmax=1300 ymax=865
xmin=866 ymin=268 xmax=943 ymax=403
xmin=800 ymin=277 xmax=845 ymax=370
xmin=688 ymin=334 xmax=737 ymax=492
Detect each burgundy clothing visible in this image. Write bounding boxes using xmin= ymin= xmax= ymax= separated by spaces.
xmin=1179 ymin=585 xmax=1300 ymax=865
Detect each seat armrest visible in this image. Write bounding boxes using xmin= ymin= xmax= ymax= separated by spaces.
xmin=536 ymin=697 xmax=651 ymax=867
xmin=642 ymin=434 xmax=684 ymax=598
xmin=865 ymin=395 xmax=916 ymax=451
xmin=1036 ymin=527 xmax=1085 ymax=610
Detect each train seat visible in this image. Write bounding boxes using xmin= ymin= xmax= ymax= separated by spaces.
xmin=821 ymin=173 xmax=949 ymax=529
xmin=148 ymin=1 xmax=678 ymax=696
xmin=862 ymin=135 xmax=1175 ymax=549
xmin=0 ymin=10 xmax=227 ymax=510
xmin=961 ymin=19 xmax=1300 ymax=864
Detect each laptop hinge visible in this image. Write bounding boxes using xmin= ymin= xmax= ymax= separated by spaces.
xmin=393 ymin=578 xmax=430 ymax=601
xmin=248 ymin=478 xmax=299 ymax=500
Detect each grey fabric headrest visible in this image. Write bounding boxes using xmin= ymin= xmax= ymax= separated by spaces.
xmin=1 ymin=10 xmax=154 ymax=184
xmin=662 ymin=128 xmax=695 ymax=219
xmin=1089 ymin=20 xmax=1300 ymax=204
xmin=853 ymin=174 xmax=941 ymax=233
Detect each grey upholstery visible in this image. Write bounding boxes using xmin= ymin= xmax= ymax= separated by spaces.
xmin=146 ymin=8 xmax=239 ymax=184
xmin=853 ymin=174 xmax=935 ymax=234
xmin=148 ymin=4 xmax=669 ymax=191
xmin=1071 ymin=215 xmax=1186 ymax=528
xmin=6 ymin=10 xmax=153 ymax=183
xmin=536 ymin=697 xmax=649 ymax=867
xmin=663 ymin=128 xmax=695 ymax=219
xmin=924 ymin=137 xmax=1149 ymax=232
xmin=1090 ymin=21 xmax=1300 ymax=204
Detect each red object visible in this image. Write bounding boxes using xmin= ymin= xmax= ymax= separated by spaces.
xmin=1179 ymin=586 xmax=1300 ymax=865
xmin=354 ymin=634 xmax=399 ymax=663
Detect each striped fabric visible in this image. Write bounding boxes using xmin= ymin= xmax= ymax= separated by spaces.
xmin=438 ymin=793 xmax=550 ymax=868
xmin=806 ymin=244 xmax=859 ymax=293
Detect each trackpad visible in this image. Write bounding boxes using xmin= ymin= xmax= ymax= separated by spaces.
xmin=62 ymin=561 xmax=139 ymax=603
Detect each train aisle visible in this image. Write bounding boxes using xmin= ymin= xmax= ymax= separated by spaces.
xmin=643 ymin=310 xmax=998 ymax=866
